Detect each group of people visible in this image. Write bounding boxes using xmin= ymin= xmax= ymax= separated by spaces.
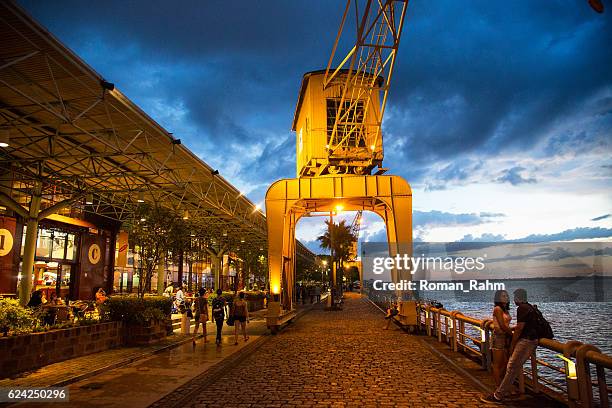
xmin=295 ymin=284 xmax=323 ymax=304
xmin=169 ymin=286 xmax=250 ymax=347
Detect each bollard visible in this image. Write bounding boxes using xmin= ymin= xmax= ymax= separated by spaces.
xmin=180 ymin=313 xmax=190 ymax=334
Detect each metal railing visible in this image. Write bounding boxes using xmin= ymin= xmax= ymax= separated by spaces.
xmin=417 ymin=304 xmax=611 ymax=408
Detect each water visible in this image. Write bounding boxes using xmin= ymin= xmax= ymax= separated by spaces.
xmin=367 ymin=277 xmax=612 ymax=402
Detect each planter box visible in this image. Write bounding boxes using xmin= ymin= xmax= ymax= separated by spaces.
xmin=0 ymin=321 xmax=123 ymax=378
xmin=123 ymin=318 xmax=171 ymax=346
xmin=247 ymin=299 xmax=265 ymax=312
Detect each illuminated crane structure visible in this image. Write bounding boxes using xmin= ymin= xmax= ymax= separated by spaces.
xmin=266 ymin=0 xmax=412 ymax=330
xmin=349 ymin=210 xmax=363 ymax=261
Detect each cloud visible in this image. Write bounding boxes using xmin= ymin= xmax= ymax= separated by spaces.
xmin=413 ymin=210 xmax=501 ymax=229
xmin=591 ymin=214 xmax=611 ymax=221
xmin=459 ymin=233 xmax=507 ymax=242
xmin=514 ymin=227 xmax=612 ymax=243
xmin=496 ymin=166 xmax=537 ymax=186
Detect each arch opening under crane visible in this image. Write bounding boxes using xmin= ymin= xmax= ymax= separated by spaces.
xmin=265 ymin=0 xmax=413 ymax=332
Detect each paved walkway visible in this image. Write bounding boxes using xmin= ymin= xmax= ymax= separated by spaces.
xmin=151 ymin=293 xmax=496 ymax=407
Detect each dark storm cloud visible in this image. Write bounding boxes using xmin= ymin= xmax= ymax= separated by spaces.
xmin=496 ymin=166 xmax=537 ymax=185
xmin=19 ymin=0 xmax=612 ymax=192
xmin=459 ymin=227 xmax=612 ymax=243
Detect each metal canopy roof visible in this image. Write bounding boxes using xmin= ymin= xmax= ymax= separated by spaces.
xmin=0 ymin=1 xmax=314 ymax=261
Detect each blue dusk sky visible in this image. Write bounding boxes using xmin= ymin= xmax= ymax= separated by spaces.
xmin=19 ymin=0 xmax=612 ymax=253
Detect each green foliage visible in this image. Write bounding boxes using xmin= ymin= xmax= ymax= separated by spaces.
xmin=317 ymin=219 xmax=358 ymax=287
xmin=242 ymin=291 xmax=266 ymax=301
xmin=206 ymin=292 xmax=235 ymax=305
xmin=105 ymin=296 xmax=172 ymax=326
xmin=0 ymin=298 xmax=37 ymax=335
xmin=128 ymin=204 xmax=190 ymax=297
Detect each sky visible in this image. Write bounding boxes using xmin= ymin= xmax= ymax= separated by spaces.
xmin=20 ymin=0 xmax=612 ymax=254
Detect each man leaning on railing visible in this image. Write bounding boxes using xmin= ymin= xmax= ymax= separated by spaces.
xmin=481 ymin=288 xmax=551 ymax=404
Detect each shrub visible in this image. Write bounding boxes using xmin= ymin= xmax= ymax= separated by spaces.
xmin=0 ymin=298 xmax=37 ymax=336
xmin=105 ymin=296 xmax=172 ymax=326
xmin=207 ymin=291 xmax=235 ymax=305
xmin=243 ymin=291 xmax=266 ymax=301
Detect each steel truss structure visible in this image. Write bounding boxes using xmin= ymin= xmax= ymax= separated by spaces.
xmin=323 ymin=0 xmax=408 ymax=175
xmin=0 ymin=1 xmax=313 ymax=263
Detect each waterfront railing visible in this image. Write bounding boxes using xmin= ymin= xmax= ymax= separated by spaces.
xmin=418 ymin=304 xmax=611 ymax=408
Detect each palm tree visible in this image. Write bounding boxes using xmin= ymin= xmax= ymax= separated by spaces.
xmin=317 ymin=219 xmax=357 ymax=303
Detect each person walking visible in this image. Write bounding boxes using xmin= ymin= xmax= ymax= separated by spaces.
xmin=490 ymin=290 xmax=514 ymax=386
xmin=481 ymin=288 xmax=543 ymax=404
xmin=192 ymin=288 xmax=209 ymax=346
xmin=211 ymin=289 xmax=226 ymax=346
xmin=232 ymin=292 xmax=249 ymax=345
xmin=314 ymin=285 xmax=321 ymax=303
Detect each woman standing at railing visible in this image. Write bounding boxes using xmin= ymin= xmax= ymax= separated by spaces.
xmin=491 ymin=290 xmax=514 ymax=386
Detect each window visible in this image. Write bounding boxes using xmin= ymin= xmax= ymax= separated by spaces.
xmin=326 ymin=99 xmax=366 ymax=148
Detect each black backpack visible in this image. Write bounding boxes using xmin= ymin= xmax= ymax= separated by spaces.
xmin=529 ymin=303 xmax=554 ymax=339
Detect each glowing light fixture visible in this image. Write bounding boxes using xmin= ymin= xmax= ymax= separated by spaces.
xmin=335 ymin=204 xmax=344 ymax=212
xmin=271 ymin=284 xmax=280 ymax=294
xmin=479 ymin=327 xmax=486 ymax=342
xmin=183 ymin=210 xmax=189 ymax=220
xmin=137 ymin=192 xmax=145 ymax=203
xmin=370 ymin=144 xmax=375 ymax=150
xmin=557 ymin=355 xmax=577 ymax=379
xmin=85 ymin=193 xmax=94 ymax=205
xmin=140 ymin=217 xmax=146 ymax=222
xmin=0 ymin=129 xmax=9 ymax=147
xmin=240 ymin=237 xmax=245 ymax=243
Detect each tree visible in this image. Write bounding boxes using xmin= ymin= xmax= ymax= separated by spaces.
xmin=128 ymin=205 xmax=187 ymax=298
xmin=317 ymin=219 xmax=357 ymax=299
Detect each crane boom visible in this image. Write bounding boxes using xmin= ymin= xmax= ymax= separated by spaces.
xmin=323 ymin=0 xmax=409 ymax=175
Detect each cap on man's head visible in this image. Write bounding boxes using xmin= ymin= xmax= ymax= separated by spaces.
xmin=513 ymin=288 xmax=528 ymax=302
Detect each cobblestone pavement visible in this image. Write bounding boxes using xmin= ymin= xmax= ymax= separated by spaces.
xmin=154 ymin=294 xmax=497 ymax=408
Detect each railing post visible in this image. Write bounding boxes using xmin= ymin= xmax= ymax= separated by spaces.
xmin=530 ymin=352 xmax=539 ymax=394
xmin=459 ymin=320 xmax=465 ymax=353
xmin=450 ymin=311 xmax=459 ymax=352
xmin=425 ymin=305 xmax=431 ymax=337
xmin=595 ymin=364 xmax=609 ymax=408
xmin=480 ymin=320 xmax=490 ymax=370
xmin=437 ymin=310 xmax=442 ymax=342
xmin=576 ymin=344 xmax=601 ymax=408
xmin=561 ymin=340 xmax=583 ymax=408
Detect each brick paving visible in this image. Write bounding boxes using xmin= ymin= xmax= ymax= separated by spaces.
xmin=0 ymin=333 xmax=197 ymax=389
xmin=153 ymin=294 xmax=497 ymax=408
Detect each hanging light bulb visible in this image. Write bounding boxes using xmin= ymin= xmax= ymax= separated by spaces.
xmin=183 ymin=210 xmax=189 ymax=220
xmin=137 ymin=191 xmax=144 ymax=203
xmin=0 ymin=129 xmax=9 ymax=148
xmin=85 ymin=193 xmax=94 ymax=205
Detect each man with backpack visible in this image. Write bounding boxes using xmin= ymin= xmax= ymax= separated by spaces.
xmin=481 ymin=288 xmax=553 ymax=404
xmin=211 ymin=289 xmax=226 ymax=346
